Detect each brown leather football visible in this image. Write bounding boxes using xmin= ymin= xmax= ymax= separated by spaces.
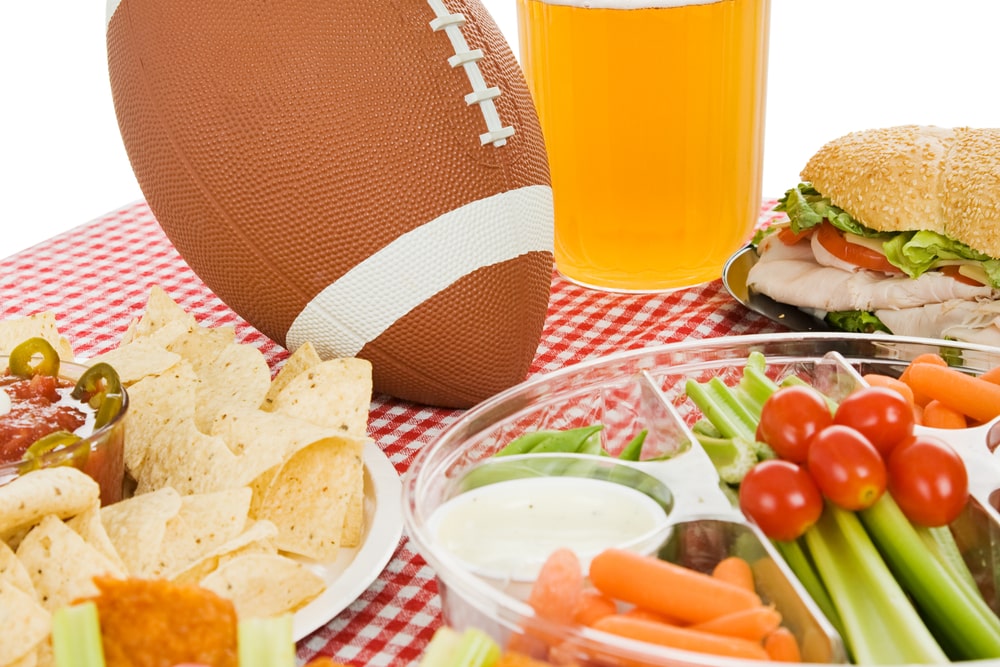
xmin=106 ymin=0 xmax=554 ymax=408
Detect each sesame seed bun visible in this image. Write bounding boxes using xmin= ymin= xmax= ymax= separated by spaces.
xmin=801 ymin=125 xmax=1000 ymax=257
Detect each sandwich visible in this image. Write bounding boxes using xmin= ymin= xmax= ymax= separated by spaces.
xmin=747 ymin=125 xmax=1000 ymax=345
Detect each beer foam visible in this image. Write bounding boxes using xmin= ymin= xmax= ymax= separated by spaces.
xmin=534 ymin=0 xmax=724 ymax=8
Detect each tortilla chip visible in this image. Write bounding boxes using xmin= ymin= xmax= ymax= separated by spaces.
xmin=209 ymin=408 xmax=340 ymax=486
xmin=0 ymin=540 xmax=34 ymax=597
xmin=0 ymin=579 xmax=50 ymax=666
xmin=249 ymin=436 xmax=364 ymax=561
xmin=87 ymin=340 xmax=182 ymax=385
xmin=193 ymin=342 xmax=271 ymax=431
xmin=170 ymin=520 xmax=279 ymax=585
xmin=166 ymin=325 xmax=237 ymax=377
xmin=152 ymin=487 xmax=253 ymax=579
xmin=66 ymin=501 xmax=127 ymax=573
xmin=16 ymin=514 xmax=125 ymax=611
xmin=100 ymin=486 xmax=182 ymax=577
xmin=262 ymin=341 xmax=322 ymax=411
xmin=0 ymin=312 xmax=74 ymax=360
xmin=340 ymin=483 xmax=365 ymax=549
xmin=120 ymin=361 xmax=201 ymax=476
xmin=270 ymin=358 xmax=372 ymax=436
xmin=199 ymin=552 xmax=325 ymax=618
xmin=0 ymin=467 xmax=100 ymax=541
xmin=122 ymin=286 xmax=197 ymax=343
xmin=134 ymin=425 xmax=242 ymax=496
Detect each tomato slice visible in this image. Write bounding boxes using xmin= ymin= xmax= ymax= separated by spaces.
xmin=815 ymin=221 xmax=902 ymax=274
xmin=777 ymin=226 xmax=814 ymax=245
xmin=938 ymin=265 xmax=983 ymax=286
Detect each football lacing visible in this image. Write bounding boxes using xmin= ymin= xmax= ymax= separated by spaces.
xmin=427 ymin=0 xmax=516 ymax=147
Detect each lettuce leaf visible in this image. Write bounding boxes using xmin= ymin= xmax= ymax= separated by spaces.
xmin=774 ymin=183 xmax=1000 ymax=287
xmin=825 ymin=310 xmax=892 ymax=334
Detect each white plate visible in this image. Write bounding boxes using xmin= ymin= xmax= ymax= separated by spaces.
xmin=292 ymin=441 xmax=403 ymax=640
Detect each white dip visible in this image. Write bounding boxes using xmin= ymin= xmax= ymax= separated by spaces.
xmin=428 ymin=475 xmax=670 ymax=581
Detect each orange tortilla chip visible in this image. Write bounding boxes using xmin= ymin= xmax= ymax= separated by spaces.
xmin=86 ymin=576 xmax=239 ymax=667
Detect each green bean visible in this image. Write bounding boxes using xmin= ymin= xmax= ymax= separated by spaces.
xmin=531 ymin=425 xmax=604 ymax=454
xmin=8 ymin=337 xmax=60 ymax=377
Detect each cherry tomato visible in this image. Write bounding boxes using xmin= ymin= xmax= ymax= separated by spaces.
xmin=833 ymin=386 xmax=915 ymax=457
xmin=739 ymin=460 xmax=824 ymax=541
xmin=887 ymin=435 xmax=969 ymax=527
xmin=758 ymin=385 xmax=833 ymax=462
xmin=807 ymin=425 xmax=887 ymax=510
xmin=815 ymin=221 xmax=902 ymax=274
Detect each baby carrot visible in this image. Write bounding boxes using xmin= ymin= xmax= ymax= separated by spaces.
xmin=689 ymin=605 xmax=783 ymax=642
xmin=900 ymin=353 xmax=949 ymax=406
xmin=589 ymin=549 xmax=762 ymax=624
xmin=592 ymin=614 xmax=771 ymax=661
xmin=528 ymin=548 xmax=583 ymax=624
xmin=862 ymin=374 xmax=915 ymax=407
xmin=764 ymin=627 xmax=802 ymax=662
xmin=978 ymin=365 xmax=1000 ymax=385
xmin=712 ymin=556 xmax=755 ymax=592
xmin=622 ymin=607 xmax=683 ymax=625
xmin=921 ymin=399 xmax=968 ymax=429
xmin=904 ymin=362 xmax=1000 ymax=423
xmin=573 ymin=589 xmax=617 ymax=626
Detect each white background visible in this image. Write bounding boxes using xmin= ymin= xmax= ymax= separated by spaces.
xmin=2 ymin=0 xmax=998 ymax=259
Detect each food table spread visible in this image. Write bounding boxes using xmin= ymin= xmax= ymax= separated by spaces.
xmin=0 ymin=199 xmax=787 ymax=665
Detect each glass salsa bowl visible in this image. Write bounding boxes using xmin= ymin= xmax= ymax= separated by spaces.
xmin=403 ymin=331 xmax=1000 ymax=667
xmin=0 ymin=353 xmax=127 ymax=505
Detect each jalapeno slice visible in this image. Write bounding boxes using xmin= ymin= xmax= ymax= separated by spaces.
xmin=8 ymin=337 xmax=61 ymax=378
xmin=19 ymin=430 xmax=87 ymax=472
xmin=71 ymin=362 xmax=124 ymax=429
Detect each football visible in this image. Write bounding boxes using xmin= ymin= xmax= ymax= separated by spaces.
xmin=105 ymin=0 xmax=554 ymax=408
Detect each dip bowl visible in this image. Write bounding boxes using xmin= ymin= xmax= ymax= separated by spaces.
xmin=403 ymin=332 xmax=1000 ymax=667
xmin=0 ymin=355 xmax=127 ymax=505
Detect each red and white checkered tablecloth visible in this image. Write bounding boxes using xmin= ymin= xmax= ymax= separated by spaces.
xmin=0 ymin=200 xmax=788 ymax=665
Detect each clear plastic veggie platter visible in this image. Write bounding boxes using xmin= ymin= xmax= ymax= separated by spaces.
xmin=402 ymin=332 xmax=1000 ymax=667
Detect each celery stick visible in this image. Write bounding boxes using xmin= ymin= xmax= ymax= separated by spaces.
xmin=738 ymin=364 xmax=780 ymax=416
xmin=860 ymin=494 xmax=1000 ymax=660
xmin=419 ymin=627 xmax=463 ymax=667
xmin=238 ymin=615 xmax=295 ymax=667
xmin=450 ymin=628 xmax=500 ymax=667
xmin=694 ymin=432 xmax=757 ymax=485
xmin=706 ymin=377 xmax=758 ymax=440
xmin=685 ymin=379 xmax=753 ymax=442
xmin=52 ymin=602 xmax=105 ymax=667
xmin=771 ymin=538 xmax=844 ymax=639
xmin=805 ymin=504 xmax=948 ymax=664
xmin=919 ymin=524 xmax=981 ymax=595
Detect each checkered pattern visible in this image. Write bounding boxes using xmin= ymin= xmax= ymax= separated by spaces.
xmin=0 ymin=200 xmax=787 ymax=665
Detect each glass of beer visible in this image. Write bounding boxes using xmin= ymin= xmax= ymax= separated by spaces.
xmin=517 ymin=0 xmax=771 ymax=292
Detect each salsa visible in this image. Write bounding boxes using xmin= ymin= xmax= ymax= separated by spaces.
xmin=0 ymin=372 xmax=91 ymax=465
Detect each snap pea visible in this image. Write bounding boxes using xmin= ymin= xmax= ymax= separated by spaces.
xmin=8 ymin=337 xmax=60 ymax=377
xmin=531 ymin=424 xmax=604 ymax=454
xmin=72 ymin=362 xmax=124 ymax=429
xmin=617 ymin=429 xmax=648 ymax=461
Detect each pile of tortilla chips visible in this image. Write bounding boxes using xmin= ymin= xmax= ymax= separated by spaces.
xmin=0 ymin=287 xmax=374 ymax=666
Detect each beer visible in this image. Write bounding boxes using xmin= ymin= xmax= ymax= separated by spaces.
xmin=517 ymin=0 xmax=771 ymax=291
